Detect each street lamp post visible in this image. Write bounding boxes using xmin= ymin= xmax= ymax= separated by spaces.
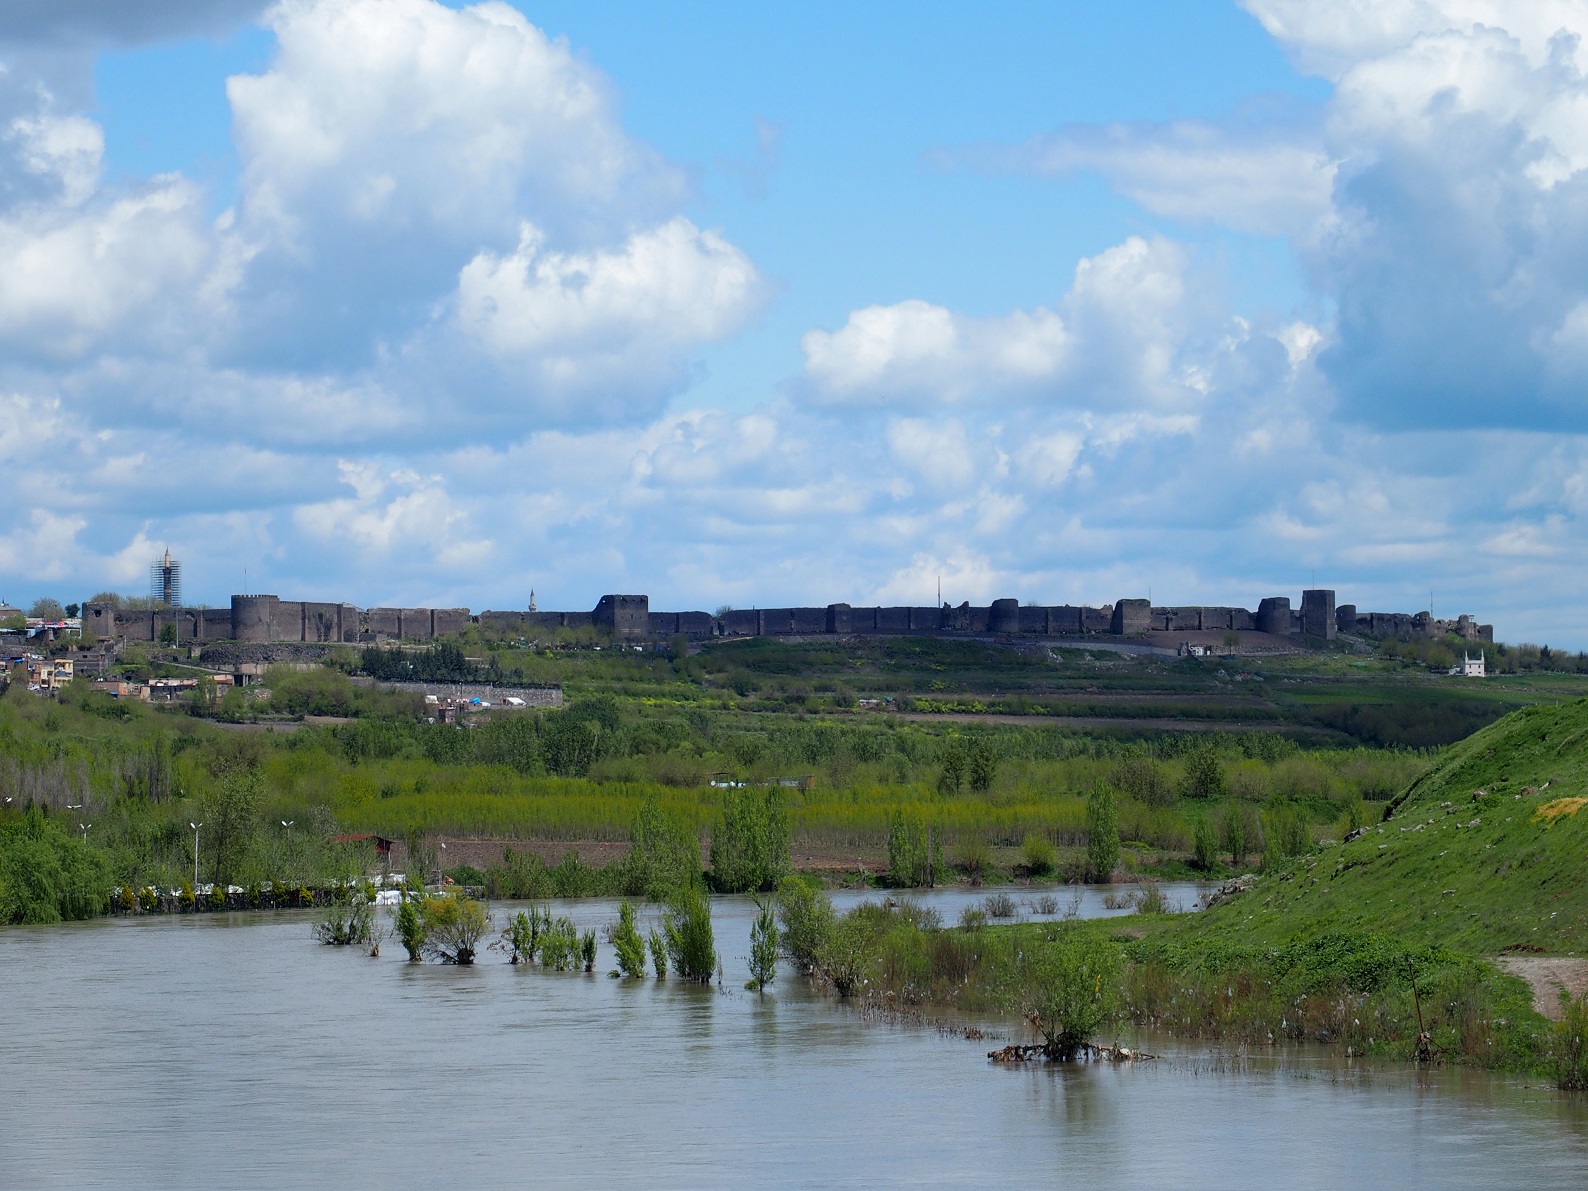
xmin=189 ymin=821 xmax=203 ymax=888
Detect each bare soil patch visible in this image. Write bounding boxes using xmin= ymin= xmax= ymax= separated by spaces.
xmin=1496 ymin=956 xmax=1588 ymax=1020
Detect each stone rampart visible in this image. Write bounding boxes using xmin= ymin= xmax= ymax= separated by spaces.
xmin=81 ymin=586 xmax=1493 ymax=649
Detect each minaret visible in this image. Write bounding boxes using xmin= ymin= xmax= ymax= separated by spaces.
xmin=529 ymin=589 xmax=537 ymax=613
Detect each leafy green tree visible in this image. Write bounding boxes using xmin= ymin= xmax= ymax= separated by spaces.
xmin=612 ymin=900 xmax=648 ymax=977
xmin=395 ymin=897 xmax=427 ymax=961
xmin=887 ymin=810 xmax=942 ymax=887
xmin=624 ymin=796 xmax=701 ymax=898
xmin=1020 ymin=929 xmax=1123 ymax=1060
xmin=158 ymin=622 xmax=177 ymax=646
xmin=967 ymin=738 xmax=997 ymax=792
xmin=313 ymin=894 xmax=373 ymax=945
xmin=1222 ymin=806 xmax=1250 ymax=868
xmin=0 ymin=808 xmax=109 ymax=923
xmin=499 ymin=910 xmax=538 ymax=964
xmin=1193 ymin=815 xmax=1219 ymax=871
xmin=648 ymin=928 xmax=668 ymax=978
xmin=420 ymin=895 xmax=491 ymax=965
xmin=663 ymin=885 xmax=716 ymax=982
xmin=1085 ymin=785 xmax=1120 ymax=882
xmin=816 ymin=912 xmax=875 ymax=997
xmin=746 ymin=899 xmax=779 ymax=992
xmin=937 ymin=735 xmax=967 ymax=793
xmin=776 ymin=875 xmax=835 ymax=974
xmin=28 ymin=598 xmax=63 ymax=619
xmin=709 ymin=787 xmax=791 ymax=893
xmin=1179 ymin=749 xmax=1228 ymax=800
xmin=203 ymin=766 xmax=260 ymax=886
xmin=1021 ymin=831 xmax=1056 ymax=876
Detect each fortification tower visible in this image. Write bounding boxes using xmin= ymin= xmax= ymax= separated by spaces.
xmin=231 ymin=594 xmax=279 ymax=643
xmin=149 ymin=549 xmax=182 ymax=607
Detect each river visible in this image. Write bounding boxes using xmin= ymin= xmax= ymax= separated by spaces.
xmin=2 ymin=884 xmax=1585 ymax=1189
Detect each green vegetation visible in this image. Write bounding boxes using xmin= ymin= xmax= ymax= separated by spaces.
xmin=1179 ymin=698 xmax=1588 ymax=954
xmin=1085 ymin=785 xmax=1119 ymax=881
xmin=1021 ymin=928 xmax=1123 ymax=1059
xmin=419 ymin=895 xmax=490 ymax=965
xmin=612 ymin=900 xmax=647 ymax=977
xmin=663 ymin=885 xmax=716 ymax=982
xmin=747 ymin=899 xmax=778 ymax=992
xmin=708 ymin=787 xmax=790 ymax=893
xmin=313 ymin=893 xmax=373 ymax=946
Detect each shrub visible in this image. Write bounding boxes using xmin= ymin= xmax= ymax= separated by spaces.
xmin=624 ymin=796 xmax=701 ymax=899
xmin=498 ymin=910 xmax=540 ymax=964
xmin=958 ymin=906 xmax=988 ymax=932
xmin=1554 ymin=990 xmax=1588 ymax=1091
xmin=612 ymin=900 xmax=648 ymax=977
xmin=983 ymin=891 xmax=1017 ymax=918
xmin=537 ymin=916 xmax=581 ymax=970
xmin=776 ymin=875 xmax=835 ymax=974
xmin=967 ymin=738 xmax=997 ymax=792
xmin=1262 ymin=804 xmax=1312 ymax=869
xmin=648 ymin=928 xmax=668 ymax=978
xmin=937 ymin=735 xmax=967 ymax=793
xmin=1221 ymin=805 xmax=1249 ymax=868
xmin=1115 ymin=756 xmax=1174 ymax=807
xmin=747 ymin=899 xmax=779 ymax=992
xmin=954 ymin=835 xmax=992 ymax=883
xmin=1179 ymin=749 xmax=1228 ymax=801
xmin=1021 ymin=929 xmax=1123 ymax=1060
xmin=581 ymin=928 xmax=598 ymax=973
xmin=395 ymin=897 xmax=426 ymax=961
xmin=1192 ymin=815 xmax=1218 ymax=871
xmin=0 ymin=808 xmax=111 ymax=924
xmin=887 ymin=811 xmax=942 ymax=887
xmin=663 ymin=886 xmax=717 ymax=982
xmin=313 ymin=894 xmax=374 ymax=945
xmin=817 ymin=912 xmax=876 ymax=996
xmin=709 ymin=787 xmax=791 ymax=893
xmin=1085 ymin=786 xmax=1120 ymax=882
xmin=1130 ymin=882 xmax=1171 ymax=914
xmin=1021 ymin=831 xmax=1056 ymax=876
xmin=420 ymin=895 xmax=491 ymax=965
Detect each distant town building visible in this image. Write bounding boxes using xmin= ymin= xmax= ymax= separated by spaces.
xmin=1452 ymin=651 xmax=1487 ymax=678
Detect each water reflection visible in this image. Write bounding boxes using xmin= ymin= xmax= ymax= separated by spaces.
xmin=0 ymin=890 xmax=1584 ymax=1189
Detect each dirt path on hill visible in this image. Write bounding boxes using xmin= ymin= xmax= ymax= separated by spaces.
xmin=1496 ymin=956 xmax=1588 ymax=1019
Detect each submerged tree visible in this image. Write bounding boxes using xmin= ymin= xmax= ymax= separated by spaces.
xmin=313 ymin=893 xmax=373 ymax=946
xmin=1021 ymin=930 xmax=1123 ymax=1060
xmin=420 ymin=895 xmax=491 ymax=965
xmin=612 ymin=900 xmax=648 ymax=978
xmin=663 ymin=886 xmax=716 ymax=982
xmin=395 ymin=897 xmax=427 ymax=961
xmin=746 ymin=899 xmax=779 ymax=992
xmin=776 ymin=875 xmax=835 ymax=974
xmin=648 ymin=928 xmax=668 ymax=978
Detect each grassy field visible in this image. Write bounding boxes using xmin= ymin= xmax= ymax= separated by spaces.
xmin=1173 ymin=698 xmax=1588 ymax=955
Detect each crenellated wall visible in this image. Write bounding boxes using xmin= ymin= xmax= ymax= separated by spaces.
xmin=79 ymin=587 xmax=1494 ymax=648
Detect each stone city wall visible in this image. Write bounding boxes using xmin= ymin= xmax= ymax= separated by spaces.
xmin=82 ymin=588 xmax=1495 ymax=647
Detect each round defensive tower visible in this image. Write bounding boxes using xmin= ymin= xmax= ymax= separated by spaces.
xmin=990 ymin=598 xmax=1020 ymax=634
xmin=231 ymin=594 xmax=279 ymax=643
xmin=1255 ymin=597 xmax=1292 ymax=635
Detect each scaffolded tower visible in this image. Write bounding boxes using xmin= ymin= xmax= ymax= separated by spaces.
xmin=149 ymin=548 xmax=183 ymax=608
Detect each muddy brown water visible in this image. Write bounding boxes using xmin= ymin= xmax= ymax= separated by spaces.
xmin=3 ymin=884 xmax=1586 ymax=1189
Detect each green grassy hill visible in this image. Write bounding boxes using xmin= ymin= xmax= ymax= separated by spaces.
xmin=1188 ymin=699 xmax=1588 ymax=955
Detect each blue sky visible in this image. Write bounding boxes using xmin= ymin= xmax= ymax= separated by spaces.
xmin=1 ymin=0 xmax=1586 ymax=645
